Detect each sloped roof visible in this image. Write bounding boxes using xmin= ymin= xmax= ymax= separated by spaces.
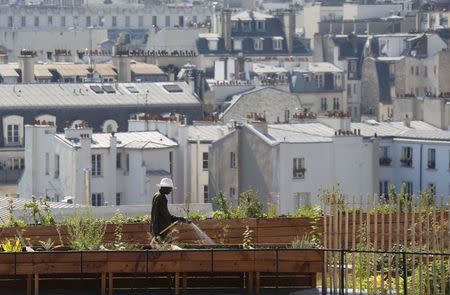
xmin=231 ymin=11 xmax=274 ymax=21
xmin=186 ymin=125 xmax=229 ymax=142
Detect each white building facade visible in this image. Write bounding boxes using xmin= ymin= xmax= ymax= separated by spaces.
xmin=18 ymin=123 xmax=178 ymax=205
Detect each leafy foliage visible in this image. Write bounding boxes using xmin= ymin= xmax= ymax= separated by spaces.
xmin=66 ymin=213 xmax=106 ymax=251
xmin=1 ymin=238 xmax=22 ymax=252
xmin=242 ymin=226 xmax=254 ymax=249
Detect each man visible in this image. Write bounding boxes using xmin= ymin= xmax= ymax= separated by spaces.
xmin=151 ymin=178 xmax=189 ymax=241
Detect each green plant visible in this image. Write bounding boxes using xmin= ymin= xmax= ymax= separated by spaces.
xmin=216 ymin=224 xmax=230 ymax=244
xmin=232 ymin=190 xmax=264 ymax=219
xmin=242 ymin=225 xmax=254 ymax=249
xmin=23 ymin=197 xmax=41 ymax=225
xmin=266 ymin=202 xmax=278 ymax=218
xmin=291 ymin=233 xmax=319 ymax=249
xmin=66 ymin=214 xmax=106 ymax=251
xmin=108 ymin=213 xmax=127 ymax=224
xmin=292 ymin=205 xmax=322 ymax=219
xmin=1 ymin=238 xmax=22 ymax=252
xmin=39 ymin=197 xmax=55 ymax=225
xmin=39 ymin=238 xmax=55 ymax=251
xmin=187 ymin=210 xmax=207 ymax=221
xmin=1 ymin=199 xmax=26 ymax=227
xmin=213 ymin=192 xmax=232 ymax=219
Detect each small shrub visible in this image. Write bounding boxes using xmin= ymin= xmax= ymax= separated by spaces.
xmin=292 ymin=205 xmax=322 ymax=219
xmin=213 ymin=192 xmax=232 ymax=219
xmin=242 ymin=226 xmax=254 ymax=249
xmin=266 ymin=202 xmax=278 ymax=218
xmin=1 ymin=199 xmax=26 ymax=227
xmin=39 ymin=238 xmax=56 ymax=251
xmin=187 ymin=210 xmax=207 ymax=221
xmin=66 ymin=213 xmax=106 ymax=251
xmin=291 ymin=233 xmax=320 ymax=249
xmin=1 ymin=238 xmax=22 ymax=252
xmin=232 ymin=190 xmax=264 ymax=218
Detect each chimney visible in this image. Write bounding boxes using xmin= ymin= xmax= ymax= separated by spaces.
xmin=54 ymin=49 xmax=72 ymax=63
xmin=282 ymin=9 xmax=295 ymax=54
xmin=112 ymin=50 xmax=131 ymax=83
xmin=251 ymin=121 xmax=268 ymax=134
xmin=18 ymin=49 xmax=36 ymax=83
xmin=404 ymin=114 xmax=411 ymax=128
xmin=0 ymin=53 xmax=8 ymax=64
xmin=221 ymin=9 xmax=232 ymax=52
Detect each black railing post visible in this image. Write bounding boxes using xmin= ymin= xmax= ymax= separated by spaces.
xmin=146 ymin=250 xmax=149 ymax=295
xmin=210 ymin=249 xmax=215 ymax=294
xmin=14 ymin=252 xmax=17 ymax=293
xmin=80 ymin=251 xmax=83 ymax=283
xmin=402 ymin=252 xmax=408 ymax=295
xmin=339 ymin=249 xmax=345 ymax=295
xmin=275 ymin=248 xmax=279 ymax=292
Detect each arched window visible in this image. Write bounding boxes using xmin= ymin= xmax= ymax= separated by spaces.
xmin=102 ymin=120 xmax=118 ymax=133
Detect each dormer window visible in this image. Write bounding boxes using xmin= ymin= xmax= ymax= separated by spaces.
xmin=242 ymin=21 xmax=251 ymax=32
xmin=256 ymin=20 xmax=265 ymax=31
xmin=233 ymin=39 xmax=242 ymax=51
xmin=273 ymin=37 xmax=283 ymax=50
xmin=231 ymin=21 xmax=238 ymax=31
xmin=254 ymin=38 xmax=263 ymax=51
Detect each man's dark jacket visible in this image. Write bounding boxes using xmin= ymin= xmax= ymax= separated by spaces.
xmin=151 ymin=192 xmax=179 ymax=237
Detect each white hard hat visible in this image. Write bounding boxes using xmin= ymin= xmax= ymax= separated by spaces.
xmin=157 ymin=178 xmax=174 ymax=188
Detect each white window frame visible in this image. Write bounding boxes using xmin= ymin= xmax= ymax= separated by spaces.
xmin=202 ymin=152 xmax=208 ymax=170
xmin=293 ymin=192 xmax=311 ymax=209
xmin=379 ymin=180 xmax=389 ymax=196
xmin=427 ymin=148 xmax=436 ymax=169
xmin=254 ymin=38 xmax=263 ymax=51
xmin=273 ymin=38 xmax=283 ymax=50
xmin=293 ymin=158 xmax=305 ymax=179
xmin=91 ymin=154 xmax=102 ymax=177
xmin=256 ymin=20 xmax=265 ymax=31
xmin=54 ymin=154 xmax=60 ymax=178
xmin=230 ymin=152 xmax=237 ymax=168
xmin=92 ymin=193 xmax=104 ymax=206
xmin=203 ymin=185 xmax=209 ymax=203
xmin=7 ymin=124 xmax=19 ymax=144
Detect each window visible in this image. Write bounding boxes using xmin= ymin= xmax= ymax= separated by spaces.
xmin=61 ymin=16 xmax=66 ymax=27
xmin=273 ymin=38 xmax=283 ymax=50
xmin=427 ymin=148 xmax=436 ymax=169
xmin=231 ymin=21 xmax=238 ymax=31
xmin=34 ymin=16 xmax=39 ymax=27
xmin=8 ymin=16 xmax=13 ymax=28
xmin=403 ymin=181 xmax=413 ymax=195
xmin=126 ymin=153 xmax=130 ymax=172
xmin=347 ymin=84 xmax=352 ymax=98
xmin=98 ymin=16 xmax=104 ymax=27
xmin=192 ymin=15 xmax=197 ymax=24
xmin=349 ymin=61 xmax=357 ymax=72
xmin=21 ymin=16 xmax=26 ymax=27
xmin=138 ymin=15 xmax=144 ymax=27
xmin=229 ymin=187 xmax=236 ymax=199
xmin=116 ymin=153 xmax=122 ymax=169
xmin=401 ymin=147 xmax=413 ymax=167
xmin=86 ymin=16 xmax=91 ymax=27
xmin=415 ymin=66 xmax=419 ymax=76
xmin=242 ymin=21 xmax=251 ymax=32
xmin=152 ymin=16 xmax=157 ymax=26
xmin=125 ymin=16 xmax=130 ymax=27
xmin=321 ymin=98 xmax=327 ymax=111
xmin=293 ymin=192 xmax=311 ymax=209
xmin=423 ymin=66 xmax=428 ymax=77
xmin=165 ymin=15 xmax=170 ymax=27
xmin=169 ymin=151 xmax=173 ymax=174
xmin=293 ymin=158 xmax=305 ymax=179
xmin=91 ymin=193 xmax=104 ymax=206
xmin=379 ymin=181 xmax=389 ymax=197
xmin=254 ymin=38 xmax=263 ymax=51
xmin=112 ymin=16 xmax=117 ymax=27
xmin=47 ymin=16 xmax=53 ymax=26
xmin=434 ymin=65 xmax=437 ymax=75
xmin=116 ymin=193 xmax=121 ymax=205
xmin=333 ymin=97 xmax=340 ymax=110
xmin=256 ymin=20 xmax=265 ymax=31
xmin=202 ymin=152 xmax=208 ymax=170
xmin=9 ymin=158 xmax=24 ymax=170
xmin=410 ymin=66 xmax=414 ymax=75
xmin=230 ymin=152 xmax=236 ymax=168
xmin=54 ymin=155 xmax=60 ymax=178
xmin=91 ymin=154 xmax=102 ymax=176
xmin=7 ymin=124 xmax=19 ymax=144
xmin=203 ymin=185 xmax=208 ymax=203
xmin=44 ymin=153 xmax=49 ymax=175
xmin=379 ymin=146 xmax=391 ymax=166
xmin=178 ymin=16 xmax=184 ymax=27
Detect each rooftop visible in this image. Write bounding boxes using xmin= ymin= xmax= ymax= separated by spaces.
xmin=57 ymin=131 xmax=178 ymax=149
xmin=231 ymin=11 xmax=274 ymax=21
xmin=0 ymin=82 xmax=200 ymax=109
xmin=186 ymin=125 xmax=229 ymax=142
xmin=351 ymin=120 xmax=450 ymax=141
xmin=293 ymin=62 xmax=343 ymax=73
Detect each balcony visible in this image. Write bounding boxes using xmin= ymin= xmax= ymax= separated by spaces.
xmin=427 ymin=161 xmax=436 ymax=169
xmin=400 ymin=158 xmax=412 ymax=167
xmin=293 ymin=168 xmax=306 ymax=179
xmin=379 ymin=157 xmax=392 ymax=166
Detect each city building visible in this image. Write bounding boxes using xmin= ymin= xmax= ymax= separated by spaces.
xmin=18 ymin=123 xmax=178 ymax=205
xmin=352 ymin=119 xmax=450 ymax=198
xmin=209 ymin=120 xmax=378 ymax=214
xmin=0 ymin=81 xmax=201 ymax=183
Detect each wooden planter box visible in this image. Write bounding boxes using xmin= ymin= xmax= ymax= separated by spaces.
xmin=0 ymin=217 xmax=317 ymax=246
xmin=0 ymin=249 xmax=324 ymax=294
